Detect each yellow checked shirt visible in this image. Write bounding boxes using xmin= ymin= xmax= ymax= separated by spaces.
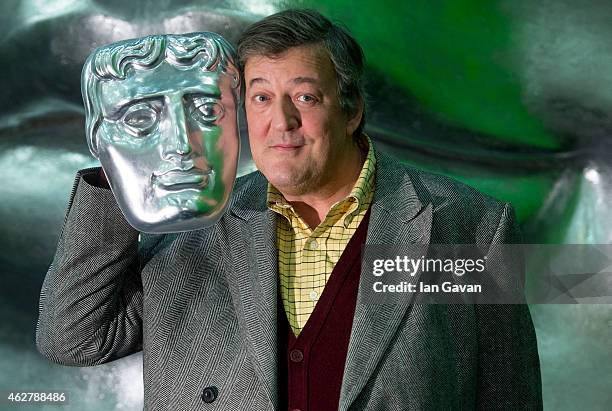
xmin=267 ymin=135 xmax=376 ymax=335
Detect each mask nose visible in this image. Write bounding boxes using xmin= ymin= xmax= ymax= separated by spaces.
xmin=163 ymin=95 xmax=192 ymax=159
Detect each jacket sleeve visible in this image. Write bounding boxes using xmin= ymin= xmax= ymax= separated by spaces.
xmin=36 ymin=167 xmax=146 ymax=366
xmin=475 ymin=203 xmax=543 ymax=410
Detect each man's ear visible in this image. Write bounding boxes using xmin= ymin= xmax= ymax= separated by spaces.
xmin=346 ymin=97 xmax=364 ymax=137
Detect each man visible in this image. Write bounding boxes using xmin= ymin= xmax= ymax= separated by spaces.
xmin=37 ymin=9 xmax=542 ymax=411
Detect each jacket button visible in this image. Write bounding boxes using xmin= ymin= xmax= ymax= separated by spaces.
xmin=201 ymin=386 xmax=218 ymax=404
xmin=290 ymin=349 xmax=304 ymax=362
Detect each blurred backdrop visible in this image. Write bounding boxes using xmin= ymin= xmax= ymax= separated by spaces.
xmin=0 ymin=0 xmax=611 ymax=409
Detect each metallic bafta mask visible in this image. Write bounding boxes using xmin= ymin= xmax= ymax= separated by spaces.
xmin=82 ymin=33 xmax=240 ymax=233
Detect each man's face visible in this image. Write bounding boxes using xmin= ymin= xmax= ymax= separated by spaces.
xmin=96 ymin=61 xmax=239 ymax=233
xmin=244 ymin=44 xmax=361 ymax=197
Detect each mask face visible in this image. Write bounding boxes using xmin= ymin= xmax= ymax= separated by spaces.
xmin=86 ymin=34 xmax=240 ymax=233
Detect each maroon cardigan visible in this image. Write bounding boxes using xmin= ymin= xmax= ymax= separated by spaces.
xmin=278 ymin=208 xmax=371 ymax=411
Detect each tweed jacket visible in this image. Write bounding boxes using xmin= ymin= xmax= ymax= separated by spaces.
xmin=36 ymin=149 xmax=542 ymax=410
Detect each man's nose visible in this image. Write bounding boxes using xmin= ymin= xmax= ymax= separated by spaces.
xmin=163 ymin=96 xmax=192 ymax=158
xmin=272 ymin=96 xmax=300 ymax=132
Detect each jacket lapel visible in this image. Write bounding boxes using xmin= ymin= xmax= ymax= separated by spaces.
xmin=339 ymin=151 xmax=433 ymax=411
xmin=223 ymin=172 xmax=280 ymax=409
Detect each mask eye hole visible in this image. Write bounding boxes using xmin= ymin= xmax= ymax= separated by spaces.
xmin=121 ymin=102 xmax=160 ymax=137
xmin=190 ymin=97 xmax=224 ymax=125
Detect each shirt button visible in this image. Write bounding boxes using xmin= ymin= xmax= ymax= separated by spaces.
xmin=290 ymin=349 xmax=304 ymax=363
xmin=309 ymin=240 xmax=319 ymax=250
xmin=309 ymin=290 xmax=318 ymax=300
xmin=201 ymin=386 xmax=218 ymax=403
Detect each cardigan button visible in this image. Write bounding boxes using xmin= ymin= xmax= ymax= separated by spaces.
xmin=290 ymin=349 xmax=304 ymax=363
xmin=201 ymin=386 xmax=218 ymax=403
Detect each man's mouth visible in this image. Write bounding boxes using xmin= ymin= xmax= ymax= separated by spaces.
xmin=271 ymin=143 xmax=304 ymax=151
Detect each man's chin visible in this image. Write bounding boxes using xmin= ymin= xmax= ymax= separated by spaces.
xmin=268 ymin=177 xmax=318 ymax=197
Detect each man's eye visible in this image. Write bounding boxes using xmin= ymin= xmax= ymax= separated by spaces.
xmin=120 ymin=103 xmax=159 ymax=136
xmin=297 ymin=94 xmax=317 ymax=104
xmin=191 ymin=98 xmax=224 ymax=124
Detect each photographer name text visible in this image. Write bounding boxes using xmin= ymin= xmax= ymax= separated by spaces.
xmin=372 ymin=281 xmax=481 ymax=293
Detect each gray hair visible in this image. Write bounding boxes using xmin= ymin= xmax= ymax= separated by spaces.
xmin=237 ymin=9 xmax=366 ymax=139
xmin=82 ymin=32 xmax=239 ymax=157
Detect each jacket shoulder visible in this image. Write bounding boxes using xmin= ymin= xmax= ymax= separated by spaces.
xmin=378 ymin=152 xmax=513 ymax=244
xmin=409 ymin=166 xmax=505 ymax=214
xmin=378 ymin=151 xmax=505 ymax=211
